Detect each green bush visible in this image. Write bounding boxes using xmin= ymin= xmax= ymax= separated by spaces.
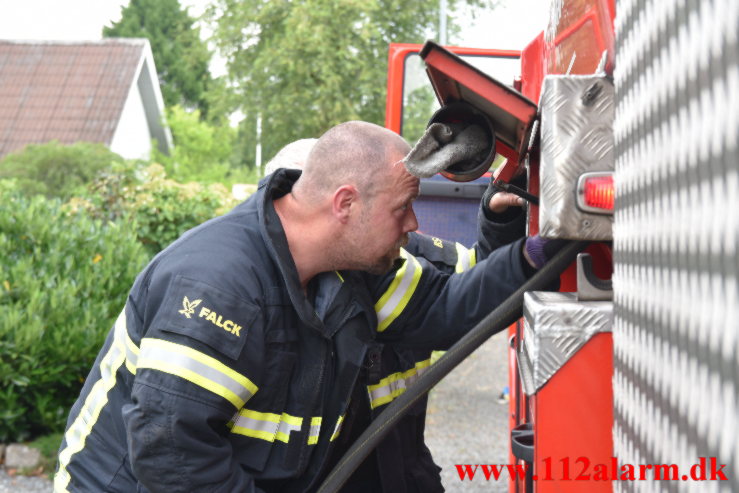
xmin=77 ymin=164 xmax=240 ymax=256
xmin=130 ymin=165 xmax=239 ymax=254
xmin=0 ymin=141 xmax=124 ymax=200
xmin=0 ymin=181 xmax=150 ymax=442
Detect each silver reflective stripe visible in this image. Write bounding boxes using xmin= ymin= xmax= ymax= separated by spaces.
xmin=276 ymin=416 xmax=302 ymax=442
xmin=232 ymin=410 xmax=279 ymax=439
xmin=55 ymin=309 xmax=128 ymax=492
xmin=230 ymin=410 xmax=302 ymax=443
xmin=308 ymin=417 xmax=322 ymax=444
xmin=367 ymin=359 xmax=432 ymax=409
xmin=137 ymin=338 xmax=257 ymax=409
xmin=330 ymin=415 xmax=344 ymax=441
xmin=375 ymin=249 xmax=423 ymax=332
xmin=124 ymin=338 xmax=138 ymax=372
xmin=119 ymin=319 xmax=139 ymax=374
xmin=455 ymin=242 xmax=476 ymax=273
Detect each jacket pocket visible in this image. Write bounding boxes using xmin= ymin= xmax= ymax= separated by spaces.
xmin=153 ymin=275 xmax=258 ymax=361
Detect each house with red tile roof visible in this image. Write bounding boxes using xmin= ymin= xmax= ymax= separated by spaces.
xmin=0 ymin=38 xmax=172 ymax=160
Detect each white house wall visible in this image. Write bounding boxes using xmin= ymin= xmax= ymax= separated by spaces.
xmin=110 ymin=83 xmax=153 ymax=160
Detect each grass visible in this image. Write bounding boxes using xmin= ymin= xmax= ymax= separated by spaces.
xmin=15 ymin=432 xmax=63 ymax=477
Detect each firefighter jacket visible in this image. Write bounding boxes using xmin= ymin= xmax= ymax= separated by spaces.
xmin=54 ymin=169 xmax=532 ymax=493
xmin=366 ymin=204 xmax=528 ymax=493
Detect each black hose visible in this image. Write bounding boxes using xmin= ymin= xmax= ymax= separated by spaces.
xmin=317 ymin=240 xmax=588 ymax=493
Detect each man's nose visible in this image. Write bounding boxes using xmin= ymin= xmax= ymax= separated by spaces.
xmin=404 ymin=206 xmax=419 ymax=233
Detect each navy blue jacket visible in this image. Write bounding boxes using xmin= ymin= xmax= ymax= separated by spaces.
xmin=55 ymin=169 xmax=531 ymax=493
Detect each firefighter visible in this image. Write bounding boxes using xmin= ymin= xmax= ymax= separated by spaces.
xmin=55 ymin=121 xmax=549 ymax=492
xmin=261 ymin=138 xmax=527 ymax=492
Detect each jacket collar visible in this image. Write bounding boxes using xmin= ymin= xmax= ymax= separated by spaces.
xmin=257 ymin=169 xmax=358 ymax=336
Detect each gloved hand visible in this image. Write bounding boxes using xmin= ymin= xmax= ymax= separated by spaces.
xmin=404 ymin=122 xmax=488 ymax=178
xmin=482 ymin=167 xmax=526 ymax=217
xmin=523 ymin=235 xmax=570 ymax=269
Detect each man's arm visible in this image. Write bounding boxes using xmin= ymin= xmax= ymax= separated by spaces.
xmin=122 ymin=268 xmax=267 ymax=493
xmin=370 ymin=169 xmax=536 ymax=348
xmin=369 ymin=237 xmax=531 ymax=350
xmin=125 ymin=377 xmax=263 ymax=493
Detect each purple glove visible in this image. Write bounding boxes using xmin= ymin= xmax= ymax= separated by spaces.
xmin=524 ymin=235 xmax=569 ymax=269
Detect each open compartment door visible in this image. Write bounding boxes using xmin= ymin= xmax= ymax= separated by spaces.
xmin=419 ymin=40 xmax=538 ymax=165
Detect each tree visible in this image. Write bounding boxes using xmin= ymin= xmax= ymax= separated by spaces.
xmin=207 ymin=0 xmax=491 ymax=166
xmin=402 ymin=86 xmax=439 ymax=145
xmin=153 ymin=105 xmax=238 ymax=184
xmin=104 ymin=0 xmax=215 ymax=118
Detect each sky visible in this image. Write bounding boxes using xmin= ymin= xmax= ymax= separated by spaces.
xmin=0 ymin=0 xmax=550 ymax=70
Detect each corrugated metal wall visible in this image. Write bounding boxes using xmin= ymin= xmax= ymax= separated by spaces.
xmin=612 ymin=0 xmax=739 ymax=491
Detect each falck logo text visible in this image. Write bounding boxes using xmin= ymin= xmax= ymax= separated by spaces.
xmin=179 ymin=296 xmax=243 ymax=337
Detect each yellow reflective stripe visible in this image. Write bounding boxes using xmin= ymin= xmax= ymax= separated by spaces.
xmin=430 ymin=350 xmax=446 ymax=365
xmin=308 ymin=417 xmax=322 ymax=445
xmin=330 ymin=415 xmax=345 ymax=442
xmin=455 ymin=243 xmax=477 ymax=273
xmin=137 ymin=338 xmax=257 ymax=409
xmin=335 ymin=271 xmax=344 ymax=282
xmin=367 ymin=359 xmax=432 ymax=409
xmin=374 ymin=250 xmax=410 ymax=311
xmin=230 ymin=412 xmax=324 ymax=444
xmin=231 ymin=409 xmax=281 ymax=441
xmin=275 ymin=414 xmax=303 ymax=443
xmin=55 ymin=309 xmax=128 ymax=492
xmin=230 ymin=409 xmax=303 ymax=443
xmin=375 ymin=249 xmax=423 ymax=332
xmin=123 ymin=328 xmax=139 ymax=375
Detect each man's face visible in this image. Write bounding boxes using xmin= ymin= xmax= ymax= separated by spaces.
xmin=346 ymin=161 xmax=420 ymax=274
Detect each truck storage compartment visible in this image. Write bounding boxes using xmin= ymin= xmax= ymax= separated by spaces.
xmin=516 ymin=290 xmax=613 ymax=492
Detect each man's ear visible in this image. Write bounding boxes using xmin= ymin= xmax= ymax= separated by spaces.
xmin=332 ymin=185 xmax=358 ymax=223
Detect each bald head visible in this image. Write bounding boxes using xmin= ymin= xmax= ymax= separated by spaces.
xmin=272 ymin=121 xmax=420 ymax=280
xmin=264 ymin=138 xmax=317 ymax=175
xmin=294 ymin=121 xmax=410 ymax=200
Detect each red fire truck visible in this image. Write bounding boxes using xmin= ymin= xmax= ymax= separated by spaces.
xmin=382 ymin=0 xmax=737 ymax=491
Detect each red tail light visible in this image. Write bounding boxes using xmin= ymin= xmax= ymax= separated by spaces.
xmin=577 ymin=172 xmax=614 ymax=214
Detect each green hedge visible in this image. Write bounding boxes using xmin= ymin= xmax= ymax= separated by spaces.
xmin=0 ymin=141 xmax=124 ymax=200
xmin=0 ymin=158 xmax=243 ymax=443
xmin=0 ymin=182 xmax=150 ymax=442
xmin=79 ymin=163 xmax=239 ymax=256
xmin=129 ymin=165 xmax=239 ymax=255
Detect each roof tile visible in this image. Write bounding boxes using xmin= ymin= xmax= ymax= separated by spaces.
xmin=0 ymin=40 xmax=146 ymax=159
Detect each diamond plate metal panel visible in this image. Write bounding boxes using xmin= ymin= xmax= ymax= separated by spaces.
xmin=539 ymin=74 xmax=615 ymax=240
xmin=613 ymin=0 xmax=739 ymax=492
xmin=520 ymin=291 xmax=613 ymax=395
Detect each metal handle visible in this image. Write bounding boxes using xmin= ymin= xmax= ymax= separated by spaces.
xmin=511 ymin=422 xmax=534 ymax=463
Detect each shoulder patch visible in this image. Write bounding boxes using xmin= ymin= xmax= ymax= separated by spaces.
xmin=153 ymin=275 xmax=259 ymax=360
xmin=407 ymin=233 xmax=459 ymax=270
